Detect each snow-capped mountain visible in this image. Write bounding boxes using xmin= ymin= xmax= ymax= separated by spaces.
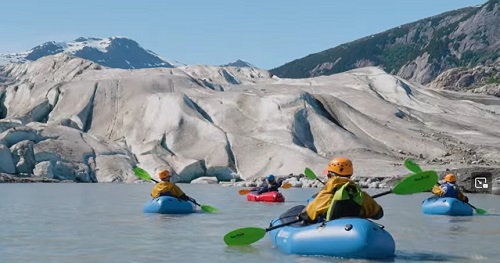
xmin=222 ymin=59 xmax=257 ymax=68
xmin=0 ymin=37 xmax=176 ymax=69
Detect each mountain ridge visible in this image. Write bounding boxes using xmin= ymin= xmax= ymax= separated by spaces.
xmin=270 ymin=0 xmax=499 ymax=90
xmin=0 ymin=36 xmax=175 ymax=69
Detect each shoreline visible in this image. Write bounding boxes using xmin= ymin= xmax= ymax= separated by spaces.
xmin=2 ymin=172 xmax=499 ymax=195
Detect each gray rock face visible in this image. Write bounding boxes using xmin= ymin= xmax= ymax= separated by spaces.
xmin=429 ymin=63 xmax=500 ymax=96
xmin=191 ymin=176 xmax=219 ymax=184
xmin=0 ymin=172 xmax=60 ymax=183
xmin=1 ymin=54 xmax=500 ymax=187
xmin=0 ymin=144 xmax=15 ymax=173
xmin=0 ymin=120 xmax=136 ymax=182
xmin=10 ymin=140 xmax=35 ymax=174
xmin=492 ymin=178 xmax=500 ymax=195
xmin=33 ymin=161 xmax=55 ymax=178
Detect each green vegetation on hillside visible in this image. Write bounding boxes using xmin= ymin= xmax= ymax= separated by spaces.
xmin=270 ymin=1 xmax=498 ymax=83
xmin=486 ymin=74 xmax=500 ymax=84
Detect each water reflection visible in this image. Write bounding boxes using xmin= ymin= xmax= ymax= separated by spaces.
xmin=0 ymin=185 xmax=498 ymax=263
xmin=224 ymin=245 xmax=260 ymax=254
xmin=396 ymin=251 xmax=476 ymax=262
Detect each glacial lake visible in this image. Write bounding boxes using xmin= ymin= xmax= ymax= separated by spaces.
xmin=0 ymin=183 xmax=499 ymax=263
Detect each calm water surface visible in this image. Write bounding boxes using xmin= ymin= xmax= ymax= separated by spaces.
xmin=0 ymin=183 xmax=499 ymax=263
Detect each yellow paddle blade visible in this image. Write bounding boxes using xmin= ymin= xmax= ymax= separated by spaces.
xmin=281 ymin=182 xmax=293 ymax=189
xmin=238 ymin=189 xmax=252 ymax=195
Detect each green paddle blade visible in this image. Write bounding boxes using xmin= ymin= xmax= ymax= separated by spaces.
xmin=224 ymin=227 xmax=266 ymax=246
xmin=201 ymin=204 xmax=220 ymax=213
xmin=304 ymin=167 xmax=317 ymax=180
xmin=404 ymin=158 xmax=423 ymax=173
xmin=133 ymin=167 xmax=153 ymax=181
xmin=392 ymin=170 xmax=438 ymax=195
xmin=467 ymin=203 xmax=487 ymax=215
xmin=474 ymin=207 xmax=487 ymax=215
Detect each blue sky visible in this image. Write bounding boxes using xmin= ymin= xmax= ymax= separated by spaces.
xmin=0 ymin=0 xmax=487 ymax=69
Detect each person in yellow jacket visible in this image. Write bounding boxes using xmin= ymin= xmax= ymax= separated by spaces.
xmin=150 ymin=169 xmax=195 ymax=202
xmin=299 ymin=157 xmax=383 ymax=224
xmin=431 ymin=173 xmax=469 ymax=202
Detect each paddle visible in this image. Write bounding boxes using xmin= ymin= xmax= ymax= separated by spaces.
xmin=467 ymin=203 xmax=487 ymax=214
xmin=404 ymin=158 xmax=423 ymax=173
xmin=238 ymin=183 xmax=293 ymax=195
xmin=305 ymin=167 xmax=438 ymax=198
xmin=371 ymin=170 xmax=438 ymax=198
xmin=133 ymin=167 xmax=219 ymax=213
xmin=304 ymin=167 xmax=325 ymax=185
xmin=402 ymin=160 xmax=487 ymax=215
xmin=223 ymin=169 xmax=438 ymax=246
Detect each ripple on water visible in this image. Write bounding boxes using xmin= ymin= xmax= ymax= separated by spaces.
xmin=396 ymin=250 xmax=488 ymax=262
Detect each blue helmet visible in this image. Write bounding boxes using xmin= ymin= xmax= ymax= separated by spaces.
xmin=266 ymin=174 xmax=275 ymax=181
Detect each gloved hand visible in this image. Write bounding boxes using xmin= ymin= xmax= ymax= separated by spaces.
xmin=277 ymin=178 xmax=284 ymax=187
xmin=464 ymin=196 xmax=469 ymax=203
xmin=298 ymin=211 xmax=310 ymax=222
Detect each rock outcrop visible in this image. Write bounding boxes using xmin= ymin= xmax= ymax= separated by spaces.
xmin=429 ymin=63 xmax=500 ymax=96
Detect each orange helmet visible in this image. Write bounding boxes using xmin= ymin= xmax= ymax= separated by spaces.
xmin=158 ymin=169 xmax=171 ymax=180
xmin=444 ymin=173 xmax=456 ymax=183
xmin=325 ymin=157 xmax=353 ymax=176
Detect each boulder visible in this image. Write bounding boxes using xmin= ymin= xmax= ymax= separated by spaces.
xmin=191 ymin=176 xmax=219 ymax=184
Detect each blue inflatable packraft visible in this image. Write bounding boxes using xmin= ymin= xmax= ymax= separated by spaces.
xmin=143 ymin=196 xmax=196 ymax=214
xmin=421 ymin=196 xmax=473 ymax=216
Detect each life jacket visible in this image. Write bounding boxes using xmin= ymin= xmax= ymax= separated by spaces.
xmin=151 ymin=181 xmax=185 ymax=199
xmin=325 ymin=182 xmax=363 ymax=221
xmin=440 ymin=182 xmax=459 ymax=199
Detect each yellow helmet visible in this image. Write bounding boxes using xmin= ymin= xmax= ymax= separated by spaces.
xmin=444 ymin=173 xmax=456 ymax=183
xmin=158 ymin=169 xmax=171 ymax=180
xmin=326 ymin=157 xmax=353 ymax=176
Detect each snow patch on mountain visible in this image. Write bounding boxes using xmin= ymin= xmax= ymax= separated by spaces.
xmin=65 ymin=37 xmax=111 ymax=53
xmin=0 ymin=37 xmax=176 ymax=69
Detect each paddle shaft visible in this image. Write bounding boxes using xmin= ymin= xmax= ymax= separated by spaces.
xmin=189 ymin=198 xmax=202 ymax=207
xmin=311 ymin=174 xmax=391 ymax=198
xmin=371 ymin=190 xmax=392 ymax=198
xmin=239 ymin=182 xmax=292 ymax=195
xmin=315 ymin=178 xmax=325 ymax=185
xmin=468 ymin=203 xmax=479 ymax=209
xmin=267 ymin=218 xmax=302 ymax=232
xmin=312 ymin=175 xmax=392 ymax=198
